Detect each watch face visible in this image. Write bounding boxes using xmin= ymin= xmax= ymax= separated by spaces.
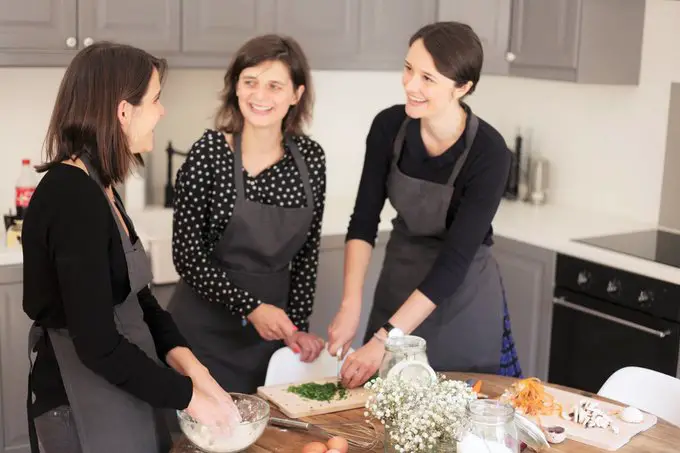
xmin=388 ymin=327 xmax=404 ymax=338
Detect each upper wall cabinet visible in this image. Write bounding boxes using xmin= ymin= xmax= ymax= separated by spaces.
xmin=438 ymin=0 xmax=646 ymax=85
xmin=0 ymin=0 xmax=647 ymax=85
xmin=182 ymin=0 xmax=275 ymax=55
xmin=437 ymin=0 xmax=512 ymax=76
xmin=0 ymin=0 xmax=77 ymax=65
xmin=0 ymin=0 xmax=180 ymax=65
xmin=79 ymin=0 xmax=181 ymax=53
xmin=508 ymin=0 xmax=645 ymax=84
xmin=177 ymin=0 xmax=435 ymax=70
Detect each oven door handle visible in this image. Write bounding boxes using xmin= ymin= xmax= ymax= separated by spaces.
xmin=553 ymin=297 xmax=673 ymax=339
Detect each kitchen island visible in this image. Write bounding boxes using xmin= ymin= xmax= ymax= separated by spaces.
xmin=170 ymin=372 xmax=680 ymax=453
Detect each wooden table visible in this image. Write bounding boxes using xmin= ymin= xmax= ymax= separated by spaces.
xmin=171 ymin=372 xmax=680 ymax=452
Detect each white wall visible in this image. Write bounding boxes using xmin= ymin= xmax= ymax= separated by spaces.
xmin=1 ymin=0 xmax=679 ymax=223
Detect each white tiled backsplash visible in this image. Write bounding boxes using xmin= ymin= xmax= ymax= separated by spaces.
xmin=1 ymin=0 xmax=680 ymax=224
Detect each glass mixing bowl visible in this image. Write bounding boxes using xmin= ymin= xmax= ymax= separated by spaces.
xmin=177 ymin=393 xmax=270 ymax=453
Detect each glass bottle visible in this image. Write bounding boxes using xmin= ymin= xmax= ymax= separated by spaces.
xmin=378 ymin=335 xmax=430 ymax=380
xmin=458 ymin=400 xmax=520 ymax=453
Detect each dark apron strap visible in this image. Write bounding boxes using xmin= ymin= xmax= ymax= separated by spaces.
xmin=27 ymin=324 xmax=44 ymax=453
xmin=447 ymin=113 xmax=479 ymax=186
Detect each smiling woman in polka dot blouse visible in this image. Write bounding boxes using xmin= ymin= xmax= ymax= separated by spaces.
xmin=167 ymin=34 xmax=327 ymax=394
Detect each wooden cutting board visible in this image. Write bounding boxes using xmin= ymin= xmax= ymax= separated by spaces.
xmin=536 ymin=385 xmax=657 ymax=451
xmin=256 ymin=376 xmax=371 ymax=419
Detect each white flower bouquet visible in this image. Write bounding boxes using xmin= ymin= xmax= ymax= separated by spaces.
xmin=364 ymin=374 xmax=477 ymax=453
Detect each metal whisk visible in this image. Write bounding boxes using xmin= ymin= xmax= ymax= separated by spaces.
xmin=269 ymin=417 xmax=382 ymax=450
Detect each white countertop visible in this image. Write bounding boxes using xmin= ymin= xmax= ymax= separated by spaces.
xmin=3 ymin=199 xmax=680 ymax=285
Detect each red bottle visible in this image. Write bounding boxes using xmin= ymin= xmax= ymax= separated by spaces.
xmin=15 ymin=159 xmax=37 ymax=219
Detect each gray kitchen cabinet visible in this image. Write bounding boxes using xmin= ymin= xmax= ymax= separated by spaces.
xmin=308 ymin=233 xmax=388 ymax=349
xmin=0 ymin=0 xmax=180 ymax=66
xmin=0 ymin=0 xmax=77 ymax=66
xmin=274 ymin=0 xmax=360 ymax=68
xmin=437 ymin=0 xmax=512 ymax=76
xmin=355 ymin=0 xmax=437 ymax=69
xmin=492 ymin=235 xmax=555 ymax=380
xmin=438 ymin=0 xmax=645 ymax=85
xmin=0 ymin=265 xmax=30 ymax=453
xmin=508 ymin=0 xmax=646 ymax=84
xmin=181 ymin=0 xmax=275 ymax=55
xmin=78 ymin=0 xmax=181 ymax=53
xmin=176 ymin=0 xmax=436 ymax=70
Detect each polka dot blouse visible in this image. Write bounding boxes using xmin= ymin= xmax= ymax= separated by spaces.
xmin=172 ymin=129 xmax=326 ymax=331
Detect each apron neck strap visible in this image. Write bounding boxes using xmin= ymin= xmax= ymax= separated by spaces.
xmin=232 ymin=133 xmax=315 ymax=209
xmin=392 ymin=109 xmax=480 ymax=187
xmin=392 ymin=117 xmax=410 ymax=164
xmin=447 ymin=113 xmax=479 ymax=186
xmin=80 ymin=154 xmax=133 ymax=246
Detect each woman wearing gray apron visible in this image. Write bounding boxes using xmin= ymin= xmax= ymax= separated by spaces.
xmin=167 ymin=35 xmax=327 ymax=395
xmin=22 ymin=42 xmax=239 ymax=453
xmin=328 ymin=22 xmax=523 ymax=388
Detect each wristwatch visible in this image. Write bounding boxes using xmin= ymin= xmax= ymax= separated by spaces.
xmin=381 ymin=321 xmax=404 ymax=338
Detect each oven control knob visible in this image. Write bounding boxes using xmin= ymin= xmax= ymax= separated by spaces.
xmin=606 ymin=279 xmax=621 ymax=296
xmin=577 ymin=270 xmax=591 ymax=287
xmin=638 ymin=290 xmax=654 ymax=308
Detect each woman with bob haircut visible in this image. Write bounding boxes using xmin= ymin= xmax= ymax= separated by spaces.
xmin=22 ymin=41 xmax=240 ymax=453
xmin=327 ymin=21 xmax=523 ymax=388
xmin=167 ymin=34 xmax=327 ymax=394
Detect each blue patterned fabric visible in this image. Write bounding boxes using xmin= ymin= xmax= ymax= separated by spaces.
xmin=498 ymin=270 xmax=523 ymax=378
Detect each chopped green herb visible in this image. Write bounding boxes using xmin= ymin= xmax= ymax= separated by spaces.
xmin=287 ymin=382 xmax=348 ymax=402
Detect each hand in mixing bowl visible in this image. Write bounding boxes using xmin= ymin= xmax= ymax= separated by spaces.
xmin=186 ymin=387 xmax=241 ymax=433
xmin=192 ymin=369 xmax=242 ymax=424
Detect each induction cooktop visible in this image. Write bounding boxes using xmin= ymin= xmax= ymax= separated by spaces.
xmin=575 ymin=229 xmax=680 ymax=269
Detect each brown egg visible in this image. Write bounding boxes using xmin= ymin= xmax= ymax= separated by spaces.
xmin=302 ymin=441 xmax=328 ymax=453
xmin=327 ymin=436 xmax=349 ymax=453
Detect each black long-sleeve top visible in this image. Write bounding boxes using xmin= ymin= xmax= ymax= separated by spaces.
xmin=22 ymin=164 xmax=193 ymax=418
xmin=346 ymin=104 xmax=511 ymax=305
xmin=171 ymin=130 xmax=326 ymax=332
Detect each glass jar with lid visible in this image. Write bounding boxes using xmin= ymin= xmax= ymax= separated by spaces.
xmin=378 ymin=335 xmax=431 ymax=381
xmin=458 ymin=400 xmax=520 ymax=453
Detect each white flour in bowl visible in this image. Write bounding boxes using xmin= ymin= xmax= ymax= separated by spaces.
xmin=183 ymin=421 xmax=266 ymax=453
xmin=180 ymin=395 xmax=269 ymax=453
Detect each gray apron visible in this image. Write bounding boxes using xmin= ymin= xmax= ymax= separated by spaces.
xmin=364 ymin=112 xmax=504 ymax=373
xmin=27 ymin=156 xmax=171 ymax=453
xmin=168 ymin=134 xmax=314 ymax=394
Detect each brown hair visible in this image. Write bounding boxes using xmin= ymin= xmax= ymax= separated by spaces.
xmin=215 ymin=34 xmax=313 ymax=136
xmin=409 ymin=21 xmax=484 ymax=97
xmin=38 ymin=41 xmax=167 ymax=187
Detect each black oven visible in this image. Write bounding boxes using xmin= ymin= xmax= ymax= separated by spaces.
xmin=548 ymin=254 xmax=680 ymax=394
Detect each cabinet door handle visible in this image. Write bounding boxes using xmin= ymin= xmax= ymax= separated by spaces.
xmin=553 ymin=297 xmax=672 ymax=338
xmin=506 ymin=52 xmax=516 ymax=62
xmin=83 ymin=37 xmax=94 ymax=47
xmin=66 ymin=37 xmax=77 ymax=48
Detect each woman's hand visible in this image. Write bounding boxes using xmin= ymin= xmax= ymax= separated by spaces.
xmin=327 ymin=300 xmax=361 ymax=359
xmin=285 ymin=331 xmax=325 ymax=362
xmin=339 ymin=337 xmax=385 ymax=389
xmin=246 ymin=303 xmax=297 ymax=341
xmin=185 ymin=386 xmax=241 ymax=433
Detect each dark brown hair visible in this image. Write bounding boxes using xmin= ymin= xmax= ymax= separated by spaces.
xmin=215 ymin=34 xmax=313 ymax=136
xmin=38 ymin=41 xmax=167 ymax=187
xmin=409 ymin=21 xmax=484 ymax=97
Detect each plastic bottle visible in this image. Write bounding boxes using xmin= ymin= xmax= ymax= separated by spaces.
xmin=16 ymin=159 xmax=37 ymax=219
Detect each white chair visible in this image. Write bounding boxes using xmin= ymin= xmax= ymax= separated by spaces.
xmin=264 ymin=346 xmax=354 ymax=387
xmin=597 ymin=366 xmax=680 ymax=426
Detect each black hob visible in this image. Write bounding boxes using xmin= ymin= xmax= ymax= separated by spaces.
xmin=576 ymin=229 xmax=680 ymax=269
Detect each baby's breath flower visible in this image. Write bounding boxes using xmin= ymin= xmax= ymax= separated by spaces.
xmin=363 ymin=373 xmax=476 ymax=453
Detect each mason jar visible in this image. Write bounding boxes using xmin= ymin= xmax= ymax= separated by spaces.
xmin=378 ymin=335 xmax=430 ymax=380
xmin=458 ymin=400 xmax=520 ymax=453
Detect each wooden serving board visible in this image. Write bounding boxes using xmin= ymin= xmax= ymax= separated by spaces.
xmin=536 ymin=385 xmax=657 ymax=451
xmin=256 ymin=376 xmax=371 ymax=419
